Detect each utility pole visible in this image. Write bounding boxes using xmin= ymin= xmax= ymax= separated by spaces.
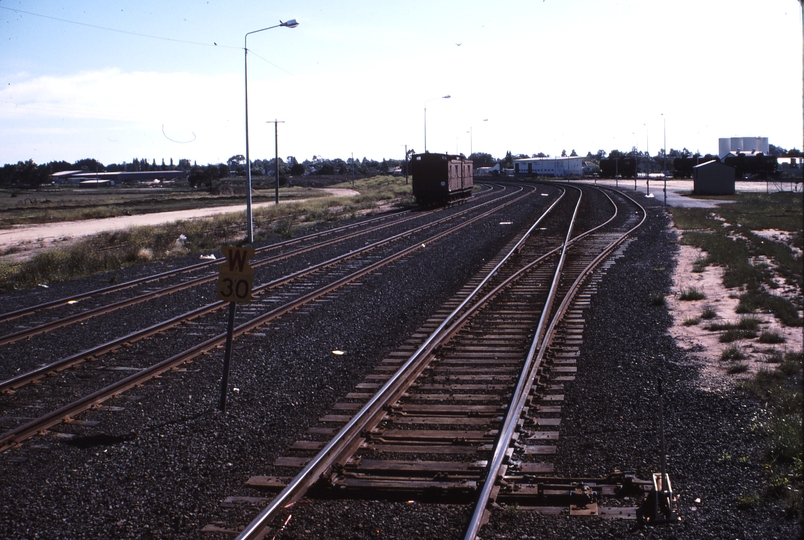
xmin=266 ymin=120 xmax=285 ymax=205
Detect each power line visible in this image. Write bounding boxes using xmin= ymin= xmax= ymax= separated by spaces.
xmin=1 ymin=6 xmax=295 ymax=74
xmin=0 ymin=5 xmax=239 ymax=49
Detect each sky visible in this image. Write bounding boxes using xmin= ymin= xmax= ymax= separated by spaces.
xmin=1 ymin=0 xmax=802 ymax=167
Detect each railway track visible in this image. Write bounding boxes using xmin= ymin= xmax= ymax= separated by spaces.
xmin=0 ymin=183 xmax=551 ymax=452
xmin=0 ymin=184 xmax=512 ymax=376
xmin=0 ymin=184 xmax=503 ymax=340
xmin=221 ymin=185 xmax=648 ymax=539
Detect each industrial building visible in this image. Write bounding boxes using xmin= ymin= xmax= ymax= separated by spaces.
xmin=718 ymin=137 xmax=769 ymax=159
xmin=50 ymin=170 xmax=188 ymax=185
xmin=513 ymin=156 xmax=584 ymax=178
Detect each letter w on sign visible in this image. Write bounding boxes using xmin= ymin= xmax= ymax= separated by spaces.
xmin=225 ymin=246 xmax=254 ymax=273
xmin=217 ymin=246 xmax=256 ymax=303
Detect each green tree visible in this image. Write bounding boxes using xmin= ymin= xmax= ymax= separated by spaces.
xmin=74 ymin=158 xmax=104 ymax=172
xmin=469 ymin=152 xmax=495 ymax=167
xmin=502 ymin=151 xmax=514 ymax=168
xmin=290 ymin=162 xmax=305 ymax=175
xmin=227 ymin=155 xmax=246 ymax=175
xmin=317 ymin=162 xmax=335 ymax=175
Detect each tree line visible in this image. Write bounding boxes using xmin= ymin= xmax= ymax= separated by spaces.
xmin=2 ymin=144 xmax=800 ymax=189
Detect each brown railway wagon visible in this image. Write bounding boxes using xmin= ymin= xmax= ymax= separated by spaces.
xmin=411 ymin=152 xmax=473 ymax=206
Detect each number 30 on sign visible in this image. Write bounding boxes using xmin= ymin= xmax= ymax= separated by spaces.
xmin=216 ymin=246 xmax=255 ymax=303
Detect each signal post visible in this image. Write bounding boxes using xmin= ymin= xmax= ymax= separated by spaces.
xmin=216 ymin=246 xmax=255 ymax=411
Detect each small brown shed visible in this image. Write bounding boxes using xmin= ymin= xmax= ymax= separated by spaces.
xmin=693 ymin=160 xmax=735 ymax=195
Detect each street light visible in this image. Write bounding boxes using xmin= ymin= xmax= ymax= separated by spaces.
xmin=424 ymin=95 xmax=450 ymax=152
xmin=662 ymin=113 xmax=667 ymax=206
xmin=467 ymin=118 xmax=488 ymax=157
xmin=244 ymin=19 xmax=298 ymax=244
xmin=645 ymin=123 xmax=650 ymax=195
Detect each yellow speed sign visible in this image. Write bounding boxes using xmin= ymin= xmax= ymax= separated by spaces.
xmin=216 ymin=246 xmax=255 ymax=303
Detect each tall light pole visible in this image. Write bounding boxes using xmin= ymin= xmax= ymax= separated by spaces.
xmin=645 ymin=123 xmax=650 ymax=195
xmin=467 ymin=119 xmax=488 ymax=157
xmin=424 ymin=95 xmax=450 ymax=152
xmin=662 ymin=113 xmax=667 ymax=206
xmin=244 ymin=19 xmax=298 ymax=244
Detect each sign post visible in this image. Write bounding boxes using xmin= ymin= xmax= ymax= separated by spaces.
xmin=216 ymin=246 xmax=255 ymax=411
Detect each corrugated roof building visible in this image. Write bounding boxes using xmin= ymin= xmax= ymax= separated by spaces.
xmin=693 ymin=160 xmax=735 ymax=195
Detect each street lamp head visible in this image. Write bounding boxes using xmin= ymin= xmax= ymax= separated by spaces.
xmin=280 ymin=19 xmax=299 ymax=28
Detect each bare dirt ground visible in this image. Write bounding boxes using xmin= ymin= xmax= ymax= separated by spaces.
xmin=0 ymin=188 xmax=359 ymax=262
xmin=598 ymin=178 xmax=802 ymax=390
xmin=666 ymin=234 xmax=803 ymax=392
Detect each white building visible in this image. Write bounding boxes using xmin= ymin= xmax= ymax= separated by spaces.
xmin=718 ymin=137 xmax=769 ymax=159
xmin=514 ymin=156 xmax=584 ymax=177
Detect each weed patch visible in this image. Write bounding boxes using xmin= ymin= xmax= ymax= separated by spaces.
xmin=759 ymin=330 xmax=786 ymax=344
xmin=679 ymin=287 xmax=706 ymax=300
xmin=719 ymin=329 xmax=757 ymax=343
xmin=721 ymin=345 xmax=747 ymax=360
xmin=739 ymin=350 xmax=803 ymax=518
xmin=727 ymin=362 xmax=749 ymax=374
xmin=700 ymin=305 xmax=718 ymax=319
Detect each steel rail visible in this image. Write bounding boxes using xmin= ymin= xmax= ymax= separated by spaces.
xmin=234 ymin=187 xmax=569 ymax=540
xmin=0 ymin=186 xmax=536 ymax=450
xmin=462 ymin=186 xmax=647 ymax=540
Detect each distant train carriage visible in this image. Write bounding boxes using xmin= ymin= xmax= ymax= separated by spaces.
xmin=673 ymin=155 xmax=718 ymax=178
xmin=723 ymin=153 xmax=777 ymax=179
xmin=411 ymin=152 xmax=473 ymax=205
xmin=598 ymin=157 xmax=637 ymax=179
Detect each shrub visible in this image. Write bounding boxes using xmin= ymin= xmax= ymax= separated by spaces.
xmin=738 ymin=316 xmax=762 ymax=331
xmin=738 ymin=291 xmax=803 ymax=327
xmin=679 ymin=287 xmax=706 ymax=300
xmin=706 ymin=322 xmax=735 ymax=331
xmin=720 ymin=328 xmax=757 ymax=343
xmin=683 ymin=317 xmax=700 ymax=326
xmin=727 ymin=362 xmax=749 ymax=374
xmin=779 ymin=359 xmax=802 ymax=377
xmin=721 ymin=345 xmax=746 ymax=361
xmin=758 ymin=330 xmax=786 ymax=344
xmin=701 ymin=305 xmax=718 ymax=319
xmin=692 ymin=257 xmax=708 ymax=273
xmin=763 ymin=350 xmax=785 ymax=364
xmin=651 ymin=292 xmax=666 ymax=306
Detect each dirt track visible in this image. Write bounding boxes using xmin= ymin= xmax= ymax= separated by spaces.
xmin=0 ymin=188 xmax=359 ymax=258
